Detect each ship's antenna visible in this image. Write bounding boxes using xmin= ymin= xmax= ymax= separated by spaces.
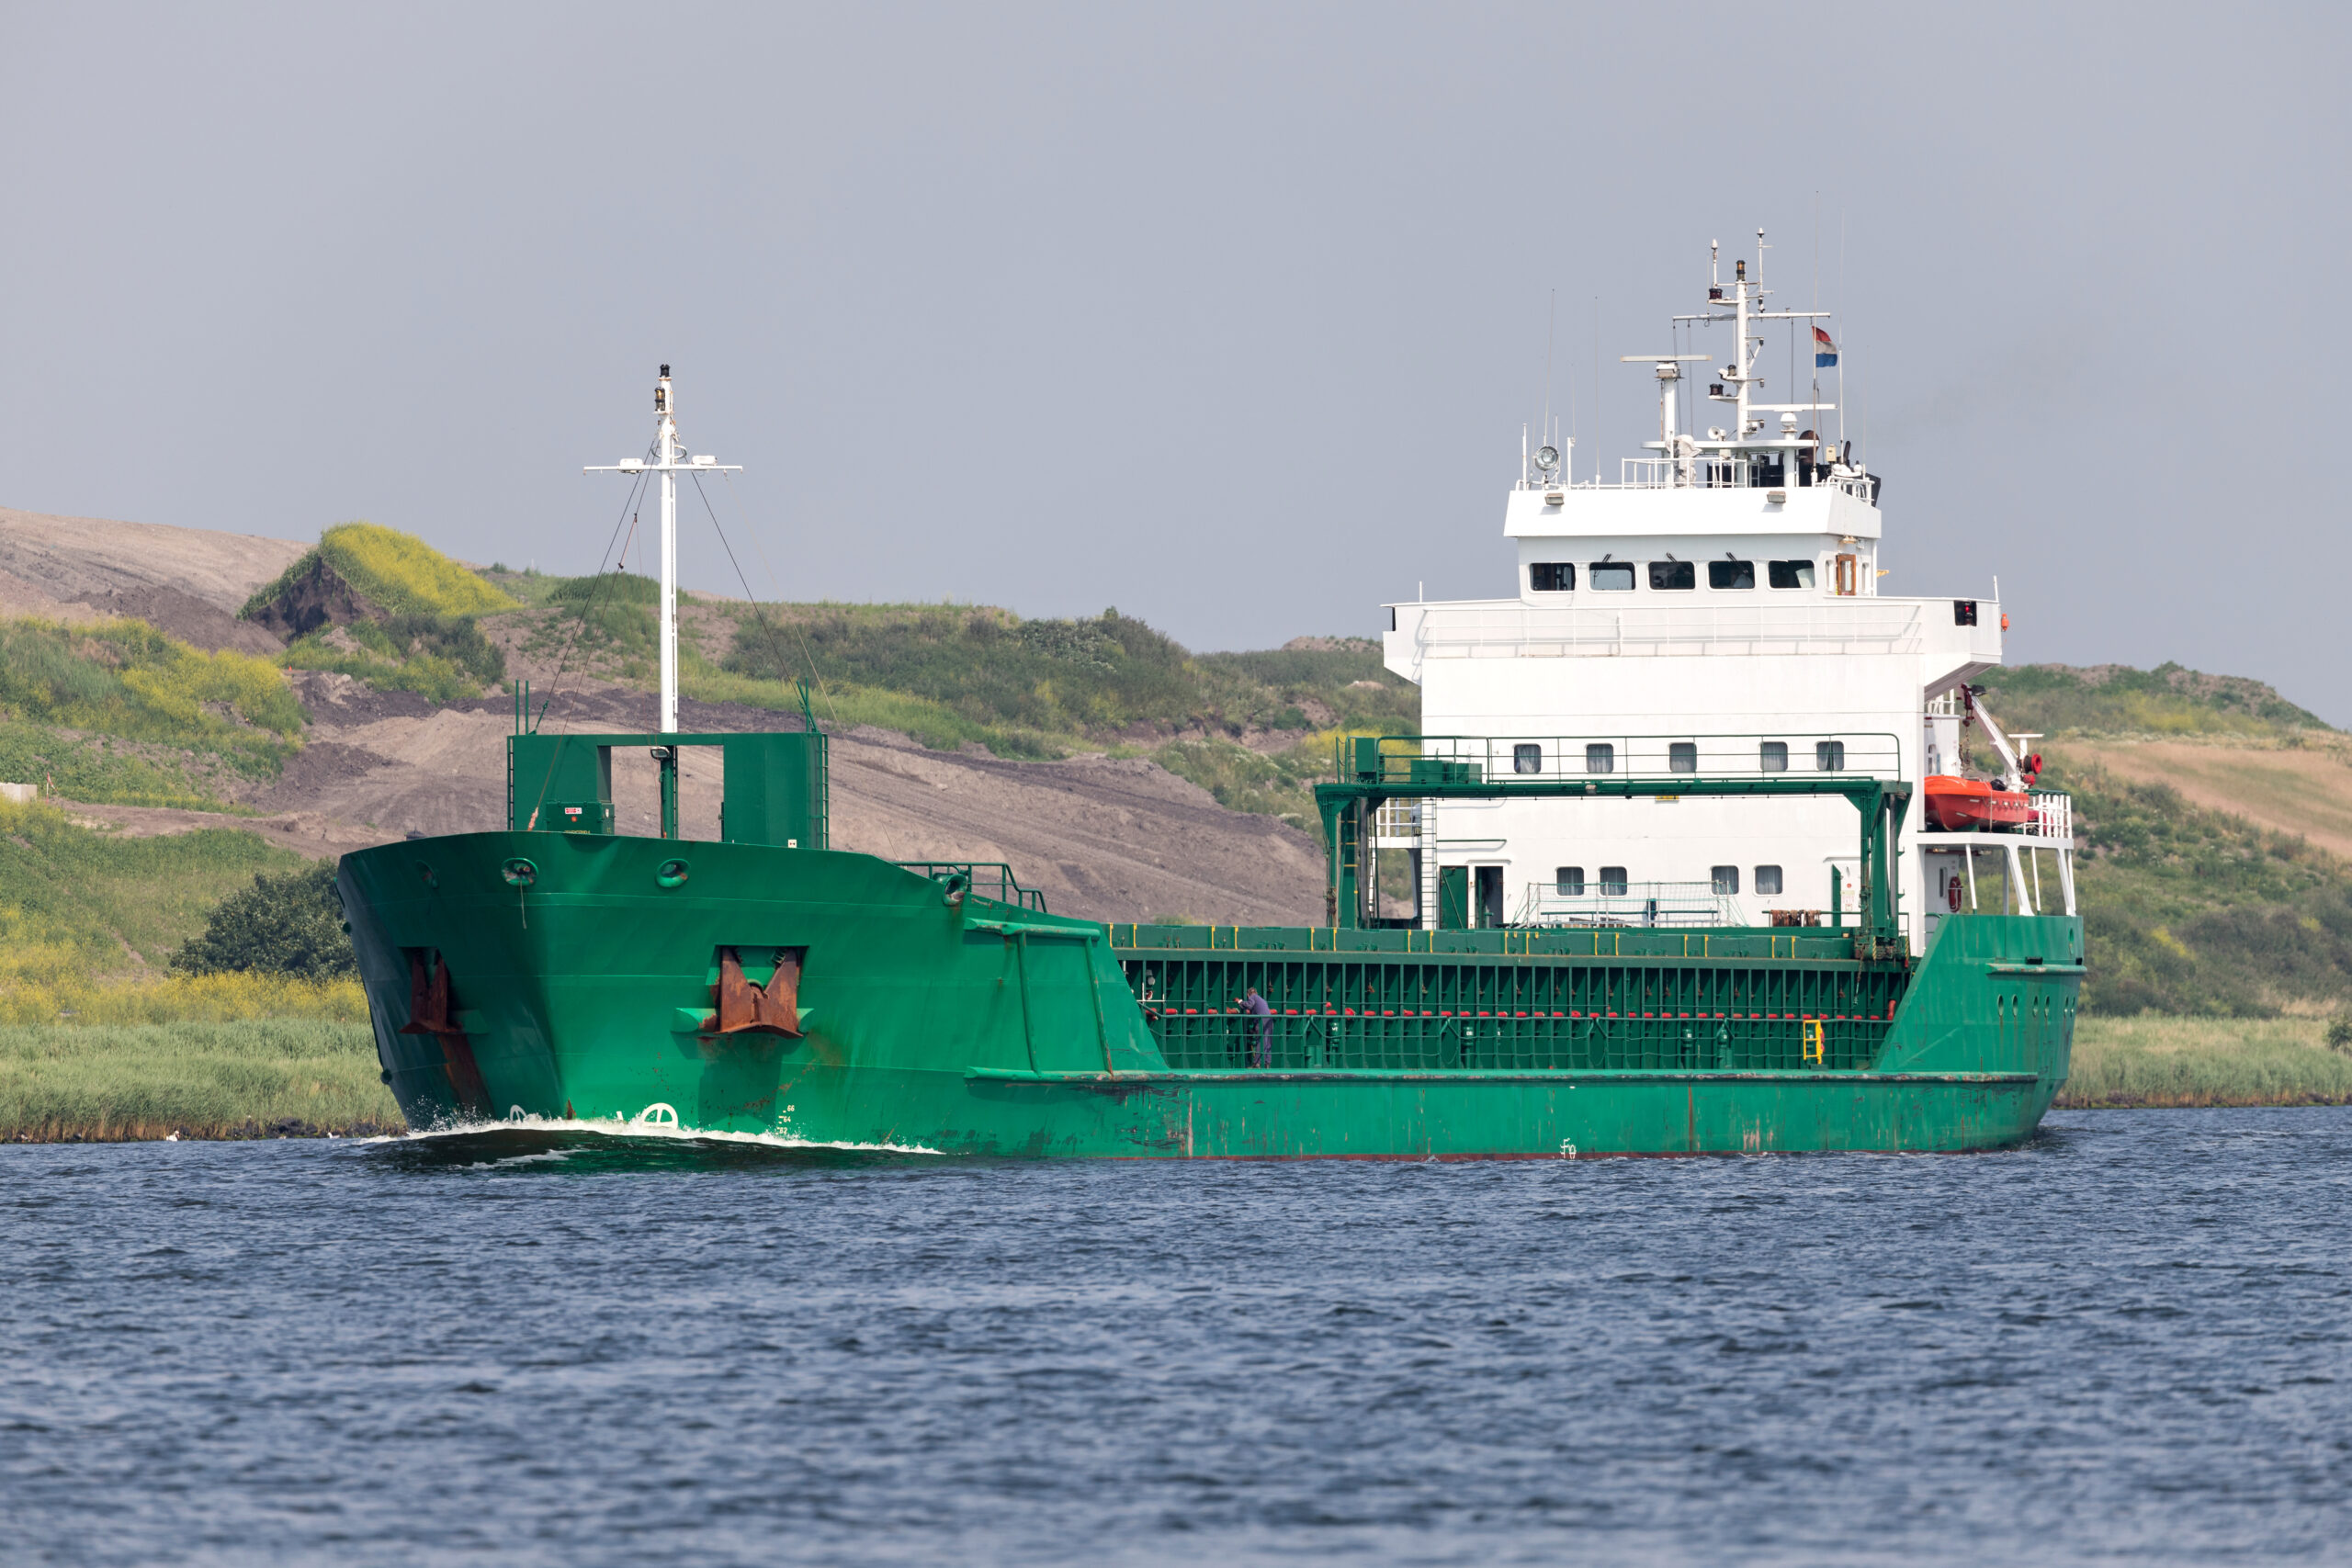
xmin=1542 ymin=288 xmax=1556 ymax=472
xmin=1590 ymin=296 xmax=1600 ymax=484
xmin=1812 ymin=192 xmax=1824 ymax=429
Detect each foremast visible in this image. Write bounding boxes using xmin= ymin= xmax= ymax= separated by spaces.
xmin=585 ymin=366 xmax=741 ymax=733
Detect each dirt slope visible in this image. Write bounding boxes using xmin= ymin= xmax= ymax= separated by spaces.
xmin=2056 ymin=738 xmax=2352 ymax=861
xmin=80 ymin=671 xmax=1323 ymax=925
xmin=8 ymin=509 xmax=1328 ymax=923
xmin=0 ymin=505 xmax=302 ymax=653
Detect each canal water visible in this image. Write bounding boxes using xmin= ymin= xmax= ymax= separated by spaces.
xmin=4 ymin=1108 xmax=2347 ymax=1565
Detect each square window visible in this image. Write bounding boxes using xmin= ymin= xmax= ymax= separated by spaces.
xmin=1709 ymin=559 xmax=1756 ymax=590
xmin=1599 ymin=867 xmax=1629 ymax=896
xmin=1755 ymin=864 xmax=1784 ymax=895
xmin=1585 ymin=742 xmax=1615 ymax=773
xmin=1531 ymin=562 xmax=1575 ymax=592
xmin=1668 ymin=741 xmax=1697 ymax=773
xmin=1712 ymin=865 xmax=1740 ymax=895
xmin=1513 ymin=743 xmax=1543 ymax=774
xmin=1759 ymin=740 xmax=1788 ymax=772
xmin=1648 ymin=559 xmax=1696 ymax=591
xmin=1769 ymin=559 xmax=1816 ymax=589
xmin=1555 ymin=866 xmax=1585 ymax=896
xmin=1953 ymin=598 xmax=1978 ymax=626
xmin=1816 ymin=740 xmax=1847 ymax=771
xmin=1589 ymin=561 xmax=1635 ymax=591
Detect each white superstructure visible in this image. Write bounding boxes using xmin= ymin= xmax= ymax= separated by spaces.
xmin=1379 ymin=237 xmax=2073 ymax=951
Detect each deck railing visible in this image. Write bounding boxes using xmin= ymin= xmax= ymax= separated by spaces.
xmin=1513 ymin=879 xmax=1749 ymax=930
xmin=894 ymin=862 xmax=1050 ymax=913
xmin=1372 ymin=731 xmax=1905 ymax=784
xmin=1405 ymin=602 xmax=1930 ymax=656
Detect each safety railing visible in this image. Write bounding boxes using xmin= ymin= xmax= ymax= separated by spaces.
xmin=1370 ymin=799 xmax=1422 ymax=845
xmin=1514 ymin=880 xmax=1749 ymax=930
xmin=1403 ymin=602 xmax=1928 ymax=656
xmin=2029 ymin=790 xmax=2073 ymax=843
xmin=894 ymin=862 xmax=1050 ymax=913
xmin=1352 ymin=731 xmax=1905 ymax=785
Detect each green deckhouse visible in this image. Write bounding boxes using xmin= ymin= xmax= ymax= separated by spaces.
xmin=341 ymin=344 xmax=2080 ymax=1157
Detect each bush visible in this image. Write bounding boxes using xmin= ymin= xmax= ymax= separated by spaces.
xmin=283 ymin=611 xmax=506 ymax=702
xmin=2329 ymin=1018 xmax=2352 ymax=1055
xmin=170 ymin=861 xmax=356 ymax=982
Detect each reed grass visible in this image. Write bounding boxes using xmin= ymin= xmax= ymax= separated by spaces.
xmin=0 ymin=963 xmax=366 ymax=1027
xmin=2060 ymin=1015 xmax=2352 ymax=1107
xmin=0 ymin=1019 xmax=398 ymax=1140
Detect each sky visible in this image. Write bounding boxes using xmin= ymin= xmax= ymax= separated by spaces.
xmin=2 ymin=3 xmax=2346 ymax=715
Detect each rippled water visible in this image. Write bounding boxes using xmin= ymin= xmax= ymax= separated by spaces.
xmin=4 ymin=1109 xmax=2349 ymax=1565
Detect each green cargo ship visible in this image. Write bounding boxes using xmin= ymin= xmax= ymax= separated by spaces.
xmin=344 ymin=306 xmax=2083 ymax=1156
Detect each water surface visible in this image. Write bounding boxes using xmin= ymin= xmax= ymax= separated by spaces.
xmin=4 ymin=1109 xmax=2348 ymax=1564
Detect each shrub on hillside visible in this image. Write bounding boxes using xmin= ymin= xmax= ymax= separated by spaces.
xmin=170 ymin=861 xmax=356 ymax=983
xmin=283 ymin=611 xmax=505 ymax=701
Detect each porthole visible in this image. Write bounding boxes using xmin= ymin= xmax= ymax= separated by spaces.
xmin=657 ymin=858 xmax=690 ymax=889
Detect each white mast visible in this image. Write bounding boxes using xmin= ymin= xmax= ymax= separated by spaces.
xmin=585 ymin=365 xmax=741 ymax=733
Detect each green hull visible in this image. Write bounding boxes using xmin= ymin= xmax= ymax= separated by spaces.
xmin=339 ymin=831 xmax=2081 ymax=1157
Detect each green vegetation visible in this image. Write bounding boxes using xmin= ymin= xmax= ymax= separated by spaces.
xmin=0 ymin=721 xmax=232 ymax=808
xmin=0 ymin=796 xmax=367 ymax=1029
xmin=282 ymin=612 xmax=505 ymax=702
xmin=0 ymin=1020 xmax=396 ymax=1139
xmin=243 ymin=521 xmax=518 ymax=620
xmin=1979 ymin=661 xmax=2331 ymax=739
xmin=711 ymin=605 xmax=1416 ymax=803
xmin=2058 ymin=760 xmax=2352 ymax=1015
xmin=0 ymin=617 xmax=302 ymax=803
xmin=2058 ymin=1015 xmax=2352 ymax=1107
xmin=171 ymin=860 xmax=356 ymax=983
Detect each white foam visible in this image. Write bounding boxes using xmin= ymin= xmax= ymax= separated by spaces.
xmin=361 ymin=1111 xmax=944 ymax=1156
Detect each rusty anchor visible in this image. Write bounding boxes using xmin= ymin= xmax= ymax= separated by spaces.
xmin=398 ymin=950 xmax=492 ymax=1118
xmin=708 ymin=946 xmax=804 ymax=1038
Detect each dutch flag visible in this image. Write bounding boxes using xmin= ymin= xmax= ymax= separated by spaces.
xmin=1813 ymin=325 xmax=1838 ymax=368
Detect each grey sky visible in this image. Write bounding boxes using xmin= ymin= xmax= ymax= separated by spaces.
xmin=3 ymin=4 xmax=2345 ymax=714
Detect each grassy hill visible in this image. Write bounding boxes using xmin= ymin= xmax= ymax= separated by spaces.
xmin=0 ymin=617 xmax=305 ymax=807
xmin=1972 ymin=662 xmax=2352 ymax=1016
xmin=0 ymin=797 xmax=359 ymax=1025
xmin=1976 ymin=660 xmax=2329 ymax=738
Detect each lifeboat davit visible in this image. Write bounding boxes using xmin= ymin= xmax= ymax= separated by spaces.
xmin=1923 ymin=774 xmax=2032 ymax=832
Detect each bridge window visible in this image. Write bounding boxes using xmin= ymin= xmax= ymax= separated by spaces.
xmin=1589 ymin=561 xmax=1635 ymax=591
xmin=1816 ymin=740 xmax=1847 ymax=771
xmin=1769 ymin=559 xmax=1816 ymax=589
xmin=1669 ymin=742 xmax=1697 ymax=773
xmin=1599 ymin=867 xmax=1629 ymax=896
xmin=1712 ymin=865 xmax=1740 ymax=895
xmin=1513 ymin=744 xmax=1543 ymax=774
xmin=1755 ymin=865 xmax=1784 ymax=895
xmin=1709 ymin=559 xmax=1755 ymax=590
xmin=1555 ymin=866 xmax=1584 ymax=896
xmin=1530 ymin=562 xmax=1575 ymax=592
xmin=1648 ymin=559 xmax=1696 ymax=591
xmin=1759 ymin=740 xmax=1788 ymax=772
xmin=1585 ymin=743 xmax=1615 ymax=773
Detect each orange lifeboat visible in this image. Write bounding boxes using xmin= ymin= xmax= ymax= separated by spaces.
xmin=1923 ymin=774 xmax=2032 ymax=832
